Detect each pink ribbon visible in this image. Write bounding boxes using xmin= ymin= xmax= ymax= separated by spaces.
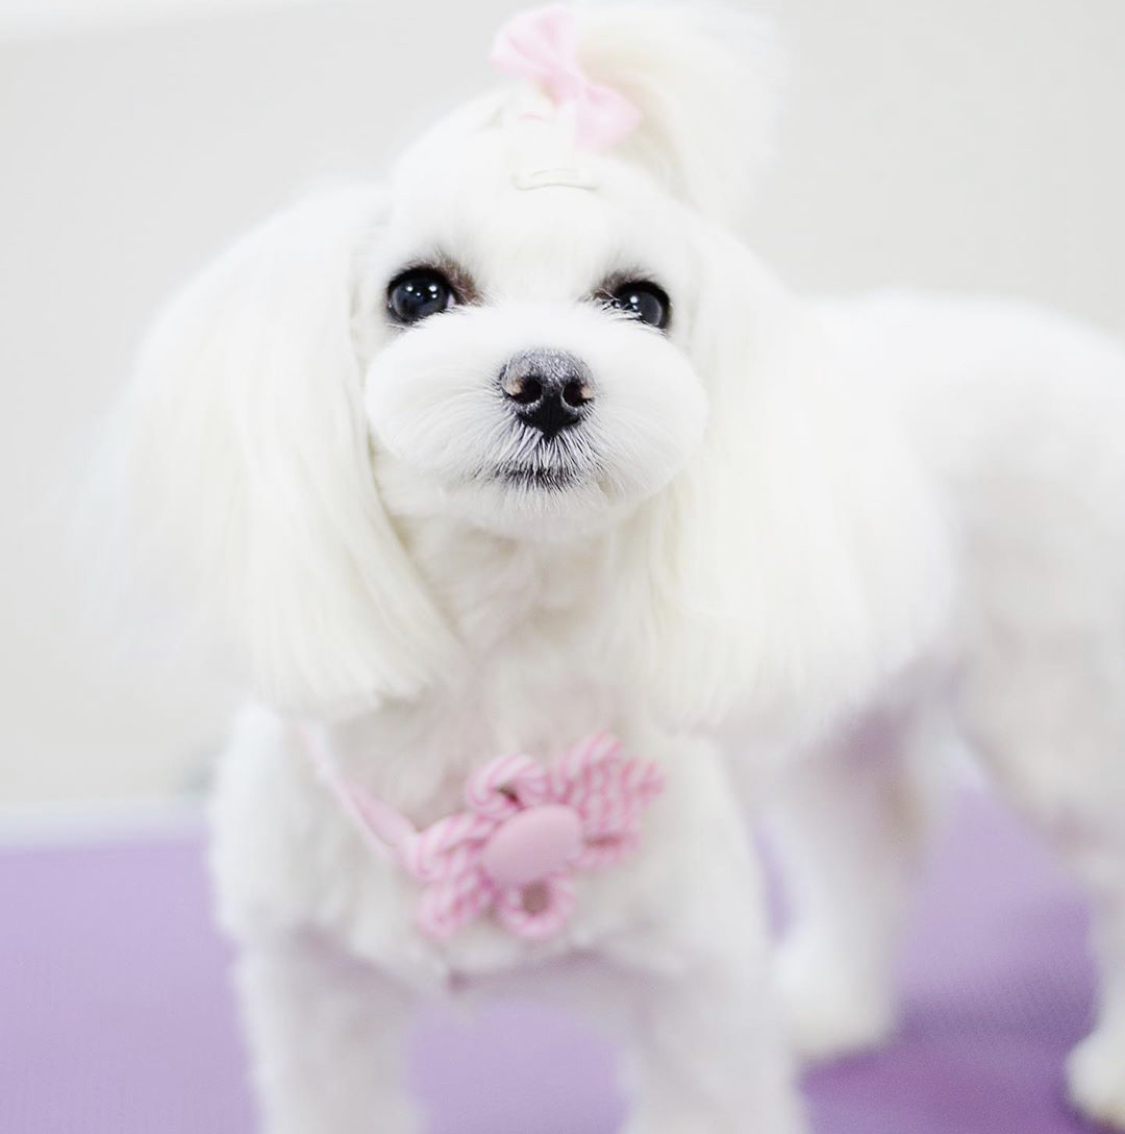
xmin=490 ymin=5 xmax=642 ymax=152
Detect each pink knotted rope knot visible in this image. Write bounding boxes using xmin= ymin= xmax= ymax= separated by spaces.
xmin=336 ymin=732 xmax=663 ymax=941
xmin=490 ymin=5 xmax=642 ymax=152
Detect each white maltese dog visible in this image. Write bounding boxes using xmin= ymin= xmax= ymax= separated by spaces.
xmin=105 ymin=2 xmax=1125 ymax=1131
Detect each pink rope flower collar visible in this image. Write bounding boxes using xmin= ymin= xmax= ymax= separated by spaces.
xmin=307 ymin=731 xmax=664 ymax=941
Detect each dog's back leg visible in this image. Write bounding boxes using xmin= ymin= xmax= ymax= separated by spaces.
xmin=765 ymin=700 xmax=954 ymax=1062
xmin=958 ymin=638 xmax=1125 ymax=1127
xmin=1069 ymin=884 xmax=1125 ymax=1128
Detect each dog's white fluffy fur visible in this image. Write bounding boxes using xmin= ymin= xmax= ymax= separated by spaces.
xmin=106 ymin=3 xmax=1125 ymax=1130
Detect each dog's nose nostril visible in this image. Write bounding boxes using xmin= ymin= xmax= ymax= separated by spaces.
xmin=562 ymin=380 xmax=590 ymax=409
xmin=500 ymin=349 xmax=594 ymax=440
xmin=505 ymin=376 xmax=544 ymax=406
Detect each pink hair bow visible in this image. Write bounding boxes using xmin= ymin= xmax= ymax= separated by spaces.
xmin=328 ymin=732 xmax=663 ymax=941
xmin=490 ymin=5 xmax=642 ymax=152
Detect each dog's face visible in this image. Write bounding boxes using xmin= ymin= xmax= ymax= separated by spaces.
xmin=361 ymin=130 xmax=707 ymax=539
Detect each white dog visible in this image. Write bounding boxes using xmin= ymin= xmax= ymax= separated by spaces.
xmin=106 ymin=2 xmax=1125 ymax=1131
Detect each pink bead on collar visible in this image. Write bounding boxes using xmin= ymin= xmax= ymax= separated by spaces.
xmin=307 ymin=731 xmax=664 ymax=941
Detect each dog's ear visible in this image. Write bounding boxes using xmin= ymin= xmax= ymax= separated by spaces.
xmin=102 ymin=188 xmax=457 ymax=713
xmin=638 ymin=233 xmax=954 ymax=737
xmin=572 ymin=1 xmax=783 ymax=220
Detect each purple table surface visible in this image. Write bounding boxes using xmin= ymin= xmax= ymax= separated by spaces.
xmin=0 ymin=791 xmax=1104 ymax=1134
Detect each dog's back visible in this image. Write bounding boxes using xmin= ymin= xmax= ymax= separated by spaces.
xmin=775 ymin=291 xmax=1125 ymax=1125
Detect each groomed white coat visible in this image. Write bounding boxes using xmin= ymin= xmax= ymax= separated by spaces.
xmin=104 ymin=3 xmax=1125 ymax=1131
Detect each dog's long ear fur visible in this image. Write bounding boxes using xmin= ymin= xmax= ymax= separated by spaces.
xmin=556 ymin=3 xmax=950 ymax=737
xmin=103 ymin=188 xmax=457 ymax=712
xmin=571 ymin=1 xmax=783 ymax=220
xmin=638 ymin=232 xmax=954 ymax=737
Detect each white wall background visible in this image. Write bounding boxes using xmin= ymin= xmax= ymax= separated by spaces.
xmin=1 ymin=0 xmax=1122 ymax=804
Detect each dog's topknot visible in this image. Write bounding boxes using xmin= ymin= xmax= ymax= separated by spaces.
xmin=398 ymin=3 xmax=783 ymax=225
xmin=563 ymin=1 xmax=784 ymax=220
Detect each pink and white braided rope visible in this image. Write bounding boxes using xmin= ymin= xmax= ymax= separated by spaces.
xmin=307 ymin=730 xmax=663 ymax=941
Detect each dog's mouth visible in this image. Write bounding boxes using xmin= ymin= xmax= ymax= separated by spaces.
xmin=492 ymin=462 xmax=582 ymax=492
xmin=484 ymin=426 xmax=597 ymax=493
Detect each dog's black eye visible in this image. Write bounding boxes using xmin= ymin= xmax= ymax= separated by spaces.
xmin=387 ymin=269 xmax=456 ymax=324
xmin=608 ymin=280 xmax=670 ymax=329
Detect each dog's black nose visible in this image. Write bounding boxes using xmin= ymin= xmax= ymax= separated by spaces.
xmin=500 ymin=349 xmax=593 ymax=440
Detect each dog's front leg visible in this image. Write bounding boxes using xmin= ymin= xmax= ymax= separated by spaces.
xmin=573 ymin=790 xmax=808 ymax=1134
xmin=234 ymin=931 xmax=421 ymax=1134
xmin=606 ymin=952 xmax=808 ymax=1134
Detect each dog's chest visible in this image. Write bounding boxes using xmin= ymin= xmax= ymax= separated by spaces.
xmin=368 ymin=533 xmax=635 ymax=815
xmin=342 ymin=645 xmax=624 ymax=825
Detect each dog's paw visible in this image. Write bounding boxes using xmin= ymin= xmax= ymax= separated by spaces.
xmin=1067 ymin=1029 xmax=1125 ymax=1128
xmin=775 ymin=939 xmax=897 ymax=1064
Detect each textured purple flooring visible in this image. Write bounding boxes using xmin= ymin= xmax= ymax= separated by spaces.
xmin=0 ymin=793 xmax=1100 ymax=1133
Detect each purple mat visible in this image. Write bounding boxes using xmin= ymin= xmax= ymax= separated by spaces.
xmin=0 ymin=793 xmax=1099 ymax=1133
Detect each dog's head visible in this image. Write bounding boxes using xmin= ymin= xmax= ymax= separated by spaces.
xmin=108 ymin=3 xmax=949 ymax=731
xmin=358 ymin=2 xmax=781 ymax=544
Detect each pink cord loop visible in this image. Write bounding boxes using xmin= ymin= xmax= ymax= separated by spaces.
xmin=417 ymin=867 xmax=498 ymax=939
xmin=490 ymin=5 xmax=642 ymax=152
xmin=464 ymin=753 xmax=549 ymax=817
xmin=399 ymin=811 xmax=497 ymax=883
xmin=495 ymin=873 xmax=577 ymax=939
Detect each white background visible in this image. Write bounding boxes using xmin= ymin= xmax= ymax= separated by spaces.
xmin=1 ymin=0 xmax=1122 ymax=805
